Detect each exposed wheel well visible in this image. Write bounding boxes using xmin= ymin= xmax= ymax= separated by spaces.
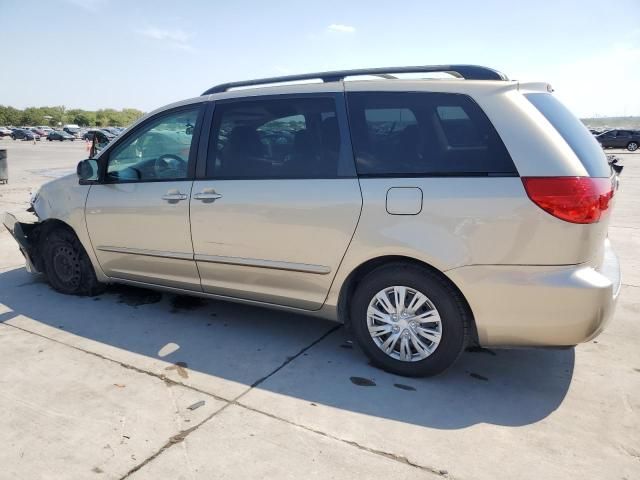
xmin=27 ymin=219 xmax=77 ymax=271
xmin=337 ymin=255 xmax=479 ymax=345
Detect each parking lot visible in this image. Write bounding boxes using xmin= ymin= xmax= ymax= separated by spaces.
xmin=0 ymin=139 xmax=638 ymax=479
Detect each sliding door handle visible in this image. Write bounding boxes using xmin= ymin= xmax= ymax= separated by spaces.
xmin=161 ymin=190 xmax=188 ymax=202
xmin=193 ymin=191 xmax=222 ymax=202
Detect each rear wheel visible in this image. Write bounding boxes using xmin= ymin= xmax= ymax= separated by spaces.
xmin=41 ymin=227 xmax=104 ymax=296
xmin=350 ymin=264 xmax=469 ymax=377
xmin=628 ymin=142 xmax=638 ymax=152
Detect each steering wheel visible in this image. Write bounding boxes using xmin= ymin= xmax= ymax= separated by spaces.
xmin=154 ymin=154 xmax=187 ymax=178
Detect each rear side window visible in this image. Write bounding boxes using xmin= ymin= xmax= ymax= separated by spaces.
xmin=207 ymin=96 xmax=348 ymax=179
xmin=525 ymin=93 xmax=610 ymax=177
xmin=346 ymin=92 xmax=516 ymax=176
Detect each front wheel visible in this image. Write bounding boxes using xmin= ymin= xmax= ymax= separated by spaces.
xmin=350 ymin=264 xmax=469 ymax=377
xmin=41 ymin=227 xmax=105 ymax=296
xmin=628 ymin=142 xmax=639 ymax=152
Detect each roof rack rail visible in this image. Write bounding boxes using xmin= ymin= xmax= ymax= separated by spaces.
xmin=201 ymin=64 xmax=508 ymax=95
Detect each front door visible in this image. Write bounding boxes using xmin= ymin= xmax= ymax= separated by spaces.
xmin=86 ymin=105 xmax=204 ymax=290
xmin=190 ymin=94 xmax=362 ymax=310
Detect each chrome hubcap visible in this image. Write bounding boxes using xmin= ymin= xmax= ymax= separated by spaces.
xmin=629 ymin=143 xmax=638 ymax=151
xmin=366 ymin=286 xmax=442 ymax=362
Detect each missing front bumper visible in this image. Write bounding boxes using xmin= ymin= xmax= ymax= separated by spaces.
xmin=2 ymin=212 xmax=41 ymax=273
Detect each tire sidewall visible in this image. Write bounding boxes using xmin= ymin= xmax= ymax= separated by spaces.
xmin=350 ymin=265 xmax=466 ymax=377
xmin=628 ymin=142 xmax=638 ymax=152
xmin=41 ymin=228 xmax=101 ymax=296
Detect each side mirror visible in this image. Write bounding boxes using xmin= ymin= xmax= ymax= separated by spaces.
xmin=77 ymin=159 xmax=98 ymax=183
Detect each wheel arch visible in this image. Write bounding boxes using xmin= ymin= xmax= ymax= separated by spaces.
xmin=337 ymin=255 xmax=479 ymax=345
xmin=28 ymin=218 xmax=78 ymax=271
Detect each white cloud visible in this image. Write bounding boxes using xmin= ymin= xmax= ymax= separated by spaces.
xmin=137 ymin=27 xmax=194 ymax=51
xmin=327 ymin=24 xmax=356 ymax=34
xmin=64 ymin=0 xmax=107 ymax=10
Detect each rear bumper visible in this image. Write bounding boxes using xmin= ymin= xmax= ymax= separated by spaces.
xmin=446 ymin=239 xmax=621 ymax=347
xmin=2 ymin=212 xmax=40 ymax=273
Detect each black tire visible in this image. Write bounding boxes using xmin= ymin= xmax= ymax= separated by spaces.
xmin=41 ymin=227 xmax=105 ymax=296
xmin=350 ymin=263 xmax=469 ymax=377
xmin=628 ymin=142 xmax=638 ymax=152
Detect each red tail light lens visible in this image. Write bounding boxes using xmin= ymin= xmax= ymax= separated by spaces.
xmin=521 ymin=177 xmax=614 ymax=224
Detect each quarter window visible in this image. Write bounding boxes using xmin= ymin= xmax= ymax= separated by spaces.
xmin=106 ymin=107 xmax=200 ymax=182
xmin=525 ymin=93 xmax=610 ymax=177
xmin=347 ymin=92 xmax=516 ymax=176
xmin=207 ymin=97 xmax=345 ymax=179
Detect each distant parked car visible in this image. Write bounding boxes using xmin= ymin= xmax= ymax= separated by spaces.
xmin=596 ymin=130 xmax=640 ymax=152
xmin=11 ymin=129 xmax=40 ymax=141
xmin=102 ymin=127 xmax=121 ymax=136
xmin=47 ymin=131 xmax=75 ymax=141
xmin=63 ymin=126 xmax=82 ymax=138
xmin=30 ymin=128 xmax=47 ymax=137
xmin=83 ymin=129 xmax=114 ymax=141
xmin=0 ymin=127 xmax=12 ymax=137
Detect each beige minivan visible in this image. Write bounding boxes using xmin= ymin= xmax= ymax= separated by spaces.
xmin=3 ymin=65 xmax=621 ymax=376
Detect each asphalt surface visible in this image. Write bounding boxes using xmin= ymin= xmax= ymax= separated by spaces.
xmin=0 ymin=138 xmax=638 ymax=479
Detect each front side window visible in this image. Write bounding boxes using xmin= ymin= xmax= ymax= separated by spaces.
xmin=207 ymin=96 xmax=344 ymax=179
xmin=106 ymin=107 xmax=200 ymax=182
xmin=347 ymin=92 xmax=516 ymax=176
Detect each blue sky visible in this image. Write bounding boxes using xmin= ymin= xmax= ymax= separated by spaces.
xmin=2 ymin=0 xmax=639 ymax=117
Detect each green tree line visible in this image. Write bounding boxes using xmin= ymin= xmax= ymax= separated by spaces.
xmin=0 ymin=105 xmax=145 ymax=127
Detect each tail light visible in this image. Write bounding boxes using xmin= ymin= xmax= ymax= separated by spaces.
xmin=521 ymin=177 xmax=614 ymax=224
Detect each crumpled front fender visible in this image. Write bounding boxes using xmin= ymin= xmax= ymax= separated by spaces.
xmin=2 ymin=211 xmax=43 ymax=273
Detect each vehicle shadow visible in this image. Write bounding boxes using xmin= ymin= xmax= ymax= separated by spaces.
xmin=0 ymin=267 xmax=574 ymax=429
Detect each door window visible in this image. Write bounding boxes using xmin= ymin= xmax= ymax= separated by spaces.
xmin=207 ymin=96 xmax=345 ymax=179
xmin=106 ymin=107 xmax=200 ymax=182
xmin=347 ymin=92 xmax=516 ymax=176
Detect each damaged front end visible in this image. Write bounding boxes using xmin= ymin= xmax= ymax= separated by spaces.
xmin=2 ymin=210 xmax=44 ymax=274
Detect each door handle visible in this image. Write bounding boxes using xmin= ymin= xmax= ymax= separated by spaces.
xmin=193 ymin=190 xmax=222 ymax=202
xmin=161 ymin=191 xmax=188 ymax=202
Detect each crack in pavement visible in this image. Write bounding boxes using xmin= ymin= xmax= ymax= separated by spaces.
xmin=235 ymin=401 xmax=452 ymax=478
xmin=119 ymin=324 xmax=342 ymax=479
xmin=5 ymin=320 xmax=451 ymax=478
